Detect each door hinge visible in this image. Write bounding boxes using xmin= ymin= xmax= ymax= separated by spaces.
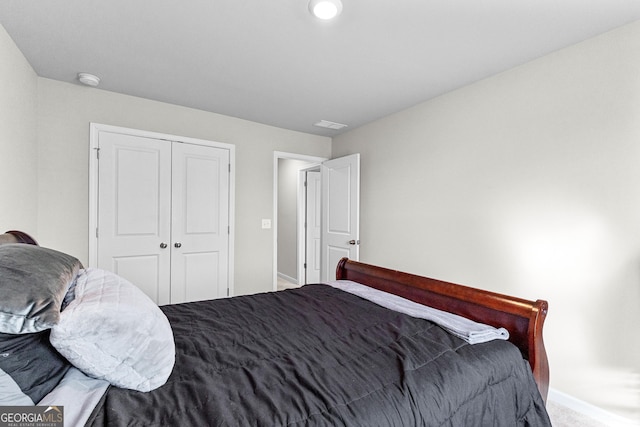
xmin=228 ymin=163 xmax=231 ymax=173
xmin=94 ymin=147 xmax=100 ymax=159
xmin=304 ymin=263 xmax=307 ymax=269
xmin=228 ymin=225 xmax=230 ymax=234
xmin=95 ymin=227 xmax=99 ymax=238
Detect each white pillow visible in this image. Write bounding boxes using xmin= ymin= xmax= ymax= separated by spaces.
xmin=49 ymin=268 xmax=175 ymax=392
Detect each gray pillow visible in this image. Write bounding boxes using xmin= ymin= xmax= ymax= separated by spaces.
xmin=0 ymin=244 xmax=82 ymax=334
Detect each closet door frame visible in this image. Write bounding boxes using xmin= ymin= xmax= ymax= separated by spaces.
xmin=88 ymin=122 xmax=236 ymax=297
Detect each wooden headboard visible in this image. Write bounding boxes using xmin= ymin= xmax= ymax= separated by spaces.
xmin=335 ymin=258 xmax=549 ymax=402
xmin=1 ymin=230 xmax=39 ymax=245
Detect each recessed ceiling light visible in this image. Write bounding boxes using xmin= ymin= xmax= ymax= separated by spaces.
xmin=308 ymin=0 xmax=343 ymax=20
xmin=78 ymin=72 xmax=100 ymax=87
xmin=314 ymin=120 xmax=348 ymax=130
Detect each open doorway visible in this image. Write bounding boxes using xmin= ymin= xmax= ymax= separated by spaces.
xmin=273 ymin=152 xmax=361 ymax=291
xmin=273 ymin=152 xmax=326 ymax=291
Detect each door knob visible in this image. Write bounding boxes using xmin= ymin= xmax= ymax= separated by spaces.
xmin=160 ymin=242 xmax=168 ymax=249
xmin=174 ymin=242 xmax=182 ymax=248
xmin=348 ymin=239 xmax=360 ymax=245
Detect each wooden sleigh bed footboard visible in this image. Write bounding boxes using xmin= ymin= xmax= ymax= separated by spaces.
xmin=336 ymin=258 xmax=550 ymax=402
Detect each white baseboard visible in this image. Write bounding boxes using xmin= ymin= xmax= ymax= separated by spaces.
xmin=548 ymin=388 xmax=638 ymax=427
xmin=277 ymin=272 xmax=298 ymax=284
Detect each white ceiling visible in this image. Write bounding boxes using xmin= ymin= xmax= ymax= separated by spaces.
xmin=2 ymin=1 xmax=640 ymax=136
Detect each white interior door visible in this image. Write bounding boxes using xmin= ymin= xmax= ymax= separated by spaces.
xmin=305 ymin=170 xmax=322 ymax=284
xmin=321 ymin=153 xmax=360 ymax=281
xmin=170 ymin=142 xmax=230 ymax=303
xmin=97 ymin=132 xmax=172 ymax=304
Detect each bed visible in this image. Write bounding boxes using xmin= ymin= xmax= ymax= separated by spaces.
xmin=0 ymin=233 xmax=551 ymax=426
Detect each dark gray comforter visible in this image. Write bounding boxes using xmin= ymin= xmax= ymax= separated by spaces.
xmin=87 ymin=284 xmax=551 ymax=426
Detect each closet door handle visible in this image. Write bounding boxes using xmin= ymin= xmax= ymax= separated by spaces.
xmin=160 ymin=242 xmax=168 ymax=249
xmin=174 ymin=242 xmax=182 ymax=248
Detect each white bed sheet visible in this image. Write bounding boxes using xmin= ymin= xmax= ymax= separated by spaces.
xmin=39 ymin=367 xmax=108 ymax=427
xmin=326 ymin=280 xmax=509 ymax=344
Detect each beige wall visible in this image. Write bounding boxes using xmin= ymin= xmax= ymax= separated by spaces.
xmin=0 ymin=25 xmax=38 ymax=233
xmin=1 ymin=21 xmax=331 ymax=296
xmin=35 ymin=79 xmax=331 ymax=296
xmin=333 ymin=21 xmax=640 ymax=420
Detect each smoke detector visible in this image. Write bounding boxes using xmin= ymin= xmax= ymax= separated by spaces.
xmin=78 ymin=73 xmax=100 ymax=87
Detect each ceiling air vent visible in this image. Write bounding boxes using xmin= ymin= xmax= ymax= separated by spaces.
xmin=313 ymin=120 xmax=348 ymax=130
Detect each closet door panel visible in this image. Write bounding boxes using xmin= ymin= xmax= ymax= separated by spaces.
xmin=183 ymin=155 xmax=219 ymax=233
xmin=170 ymin=142 xmax=230 ymax=303
xmin=112 ymin=255 xmax=162 ymax=303
xmin=96 ymin=132 xmax=172 ymax=305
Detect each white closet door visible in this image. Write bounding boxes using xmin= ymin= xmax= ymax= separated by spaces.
xmin=97 ymin=132 xmax=172 ymax=304
xmin=170 ymin=142 xmax=230 ymax=303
